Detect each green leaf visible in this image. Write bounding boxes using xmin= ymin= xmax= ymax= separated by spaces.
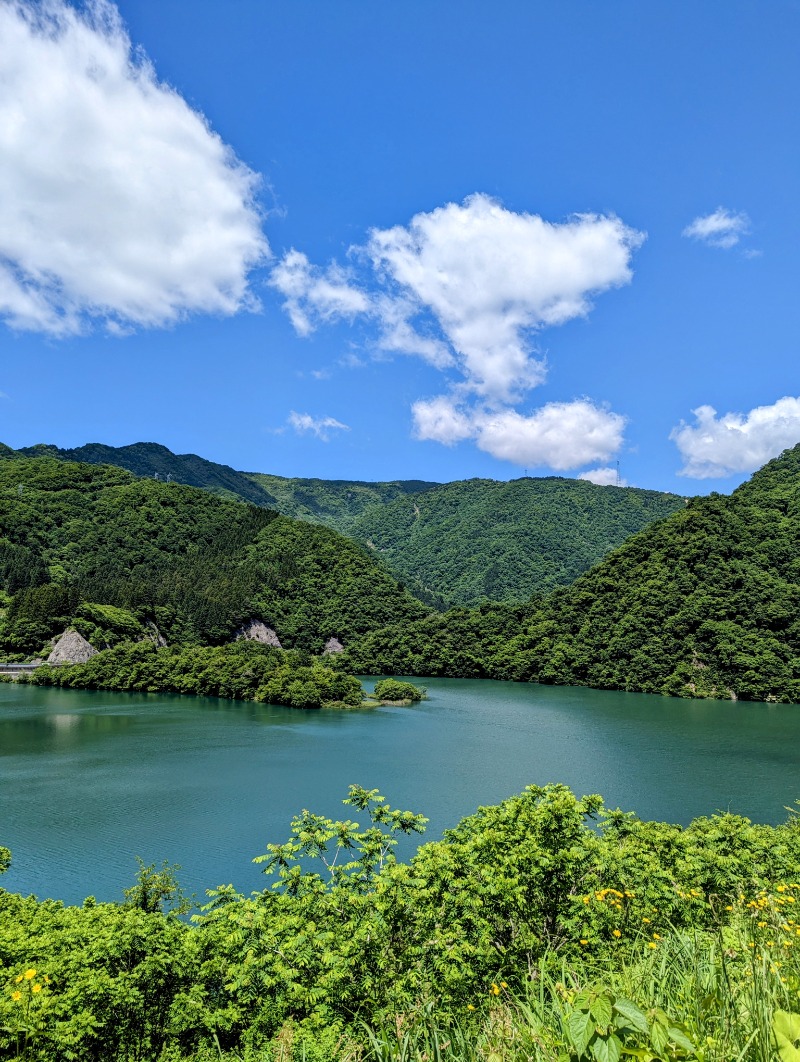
xmin=774 ymin=1011 xmax=800 ymax=1062
xmin=613 ymin=998 xmax=649 ymax=1035
xmin=568 ymin=1010 xmax=595 ymax=1056
xmin=667 ymin=1025 xmax=696 ymax=1053
xmin=592 ymin=1033 xmax=622 ymax=1062
xmin=650 ymin=1021 xmax=669 ymax=1057
xmin=591 ymin=993 xmax=614 ymax=1029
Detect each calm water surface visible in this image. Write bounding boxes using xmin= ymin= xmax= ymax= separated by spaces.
xmin=2 ymin=678 xmax=800 ymax=905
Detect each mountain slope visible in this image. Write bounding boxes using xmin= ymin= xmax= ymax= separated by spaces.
xmin=13 ymin=441 xmax=686 ymax=607
xmin=0 ymin=453 xmax=428 ymax=656
xmin=347 ymin=476 xmax=685 ymax=605
xmin=498 ymin=444 xmax=800 ymax=701
xmin=339 ymin=445 xmax=800 ymax=702
xmin=246 ymin=472 xmax=438 ymax=533
xmin=251 ymin=471 xmax=685 ymax=606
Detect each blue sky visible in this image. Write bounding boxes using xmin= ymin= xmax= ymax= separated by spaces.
xmin=1 ymin=0 xmax=798 ymax=493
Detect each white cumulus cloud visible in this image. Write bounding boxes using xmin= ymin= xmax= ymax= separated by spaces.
xmin=475 ymin=401 xmax=626 ymax=470
xmin=682 ymin=207 xmax=750 ymax=250
xmin=670 ymin=397 xmax=800 ymax=478
xmin=578 ymin=466 xmax=628 ymax=487
xmin=268 ymin=250 xmax=369 ymax=337
xmin=368 ymin=194 xmax=643 ymax=402
xmin=0 ymin=0 xmax=268 ymax=335
xmin=411 ymin=396 xmax=475 ymax=446
xmin=411 ymin=396 xmax=625 ymax=471
xmin=287 ymin=411 xmax=350 ymax=441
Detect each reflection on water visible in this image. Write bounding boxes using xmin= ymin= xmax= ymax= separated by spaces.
xmin=1 ymin=679 xmax=799 ymax=906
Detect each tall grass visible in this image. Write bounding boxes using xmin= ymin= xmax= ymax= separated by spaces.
xmin=356 ymin=913 xmax=799 ymax=1062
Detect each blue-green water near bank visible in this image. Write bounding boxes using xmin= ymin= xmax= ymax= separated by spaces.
xmin=2 ymin=678 xmax=799 ymax=906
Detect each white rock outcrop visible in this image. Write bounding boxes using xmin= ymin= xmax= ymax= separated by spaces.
xmin=47 ymin=629 xmax=98 ymax=666
xmin=322 ymin=637 xmax=344 ymax=654
xmin=235 ymin=620 xmax=283 ymax=648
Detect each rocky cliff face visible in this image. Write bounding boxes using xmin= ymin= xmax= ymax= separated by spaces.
xmin=323 ymin=637 xmax=344 ymax=654
xmin=47 ymin=629 xmax=98 ymax=666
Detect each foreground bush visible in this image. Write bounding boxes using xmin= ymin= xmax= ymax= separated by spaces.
xmin=2 ymin=785 xmax=800 ymax=1060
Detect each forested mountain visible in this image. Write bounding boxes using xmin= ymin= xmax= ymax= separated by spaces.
xmin=3 ymin=444 xmax=800 ymax=703
xmin=0 ymin=453 xmax=428 ymax=657
xmin=10 ymin=440 xmax=685 ymax=606
xmin=344 ymin=477 xmax=685 ymax=605
xmin=253 ymin=474 xmax=685 ymax=605
xmin=340 ymin=444 xmax=800 ymax=703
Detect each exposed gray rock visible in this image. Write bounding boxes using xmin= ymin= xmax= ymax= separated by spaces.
xmin=143 ymin=621 xmax=168 ymax=648
xmin=235 ymin=619 xmax=283 ymax=648
xmin=322 ymin=637 xmax=344 ymax=655
xmin=47 ymin=629 xmax=98 ymax=666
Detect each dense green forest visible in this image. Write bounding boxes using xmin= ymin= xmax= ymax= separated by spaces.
xmin=2 ymin=783 xmax=799 ymax=1060
xmin=26 ymin=641 xmax=365 ymax=709
xmin=339 ymin=444 xmax=800 ymax=703
xmin=14 ymin=440 xmax=684 ymax=607
xmin=0 ymin=453 xmax=427 ymax=658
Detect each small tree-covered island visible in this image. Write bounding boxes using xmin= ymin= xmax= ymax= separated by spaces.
xmin=2 ymin=443 xmax=800 ymax=1059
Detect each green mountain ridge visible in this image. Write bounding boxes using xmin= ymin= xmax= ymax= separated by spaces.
xmin=10 ymin=440 xmax=686 ymax=607
xmin=345 ymin=475 xmax=685 ymax=605
xmin=340 ymin=443 xmax=800 ymax=703
xmin=17 ymin=441 xmax=279 ymax=508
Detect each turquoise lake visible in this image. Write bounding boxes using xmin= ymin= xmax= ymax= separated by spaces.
xmin=2 ymin=678 xmax=800 ymax=906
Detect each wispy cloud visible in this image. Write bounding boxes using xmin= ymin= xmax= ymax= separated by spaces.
xmin=287 ymin=411 xmax=350 ymax=441
xmin=268 ymin=250 xmax=369 ymax=337
xmin=0 ymin=0 xmax=268 ymax=336
xmin=671 ymin=396 xmax=800 ymax=477
xmin=682 ymin=207 xmax=750 ymax=250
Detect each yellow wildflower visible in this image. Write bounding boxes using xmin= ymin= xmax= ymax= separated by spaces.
xmin=11 ymin=990 xmax=21 ymax=1002
xmin=612 ymin=929 xmax=621 ymax=938
xmin=580 ymin=939 xmax=588 ymax=945
xmin=24 ymin=969 xmax=36 ymax=981
xmin=648 ymin=942 xmax=657 ymax=950
xmin=32 ymin=984 xmax=41 ymax=994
